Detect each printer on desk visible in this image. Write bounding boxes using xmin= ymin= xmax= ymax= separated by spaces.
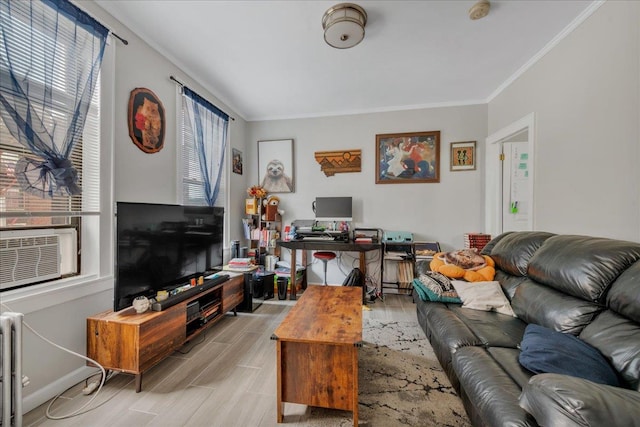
xmin=294 ymin=230 xmax=349 ymax=242
xmin=291 ymin=219 xmax=350 ymax=242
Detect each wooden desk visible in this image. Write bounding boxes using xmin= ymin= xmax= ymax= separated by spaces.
xmin=277 ymin=240 xmax=381 ymax=300
xmin=272 ymin=285 xmax=362 ymax=426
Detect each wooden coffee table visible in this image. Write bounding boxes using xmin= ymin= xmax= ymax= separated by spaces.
xmin=272 ymin=285 xmax=362 ymax=426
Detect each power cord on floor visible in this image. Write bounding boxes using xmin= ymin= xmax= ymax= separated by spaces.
xmin=176 ymin=329 xmax=207 ymax=354
xmin=1 ymin=301 xmax=111 ymax=420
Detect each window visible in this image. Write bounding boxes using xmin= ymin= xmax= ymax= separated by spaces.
xmin=179 ymin=89 xmax=229 ymax=208
xmin=0 ymin=87 xmax=100 ymax=228
xmin=0 ymin=0 xmax=107 ymax=292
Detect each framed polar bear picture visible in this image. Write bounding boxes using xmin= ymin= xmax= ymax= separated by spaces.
xmin=258 ymin=139 xmax=295 ymax=193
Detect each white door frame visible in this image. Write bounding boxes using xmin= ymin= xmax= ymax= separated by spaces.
xmin=485 ymin=113 xmax=535 ymax=236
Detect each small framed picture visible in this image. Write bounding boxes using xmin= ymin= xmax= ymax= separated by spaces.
xmin=450 ymin=141 xmax=476 ymax=171
xmin=232 ymin=148 xmax=243 ymax=175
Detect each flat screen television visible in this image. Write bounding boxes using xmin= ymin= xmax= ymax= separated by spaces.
xmin=314 ymin=196 xmax=353 ymax=221
xmin=114 ymin=202 xmax=224 ymax=312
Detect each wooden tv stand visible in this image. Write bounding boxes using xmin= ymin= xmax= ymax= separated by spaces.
xmin=86 ymin=273 xmax=243 ymax=392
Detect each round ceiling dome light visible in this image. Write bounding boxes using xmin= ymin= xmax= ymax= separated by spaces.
xmin=469 ymin=0 xmax=490 ymax=20
xmin=322 ymin=3 xmax=367 ymax=49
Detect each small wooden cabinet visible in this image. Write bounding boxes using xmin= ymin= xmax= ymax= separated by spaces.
xmin=86 ymin=274 xmax=243 ymax=392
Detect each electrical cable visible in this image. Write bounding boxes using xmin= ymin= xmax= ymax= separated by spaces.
xmin=0 ymin=301 xmax=110 ymax=420
xmin=176 ymin=330 xmax=207 ymax=354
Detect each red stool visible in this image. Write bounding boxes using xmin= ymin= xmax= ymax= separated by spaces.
xmin=313 ymin=251 xmax=336 ymax=286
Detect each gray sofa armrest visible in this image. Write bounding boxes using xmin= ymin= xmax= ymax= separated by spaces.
xmin=519 ymin=373 xmax=640 ymax=427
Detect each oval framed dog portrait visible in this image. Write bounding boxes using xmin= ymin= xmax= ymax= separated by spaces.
xmin=127 ymin=87 xmax=165 ymax=154
xmin=258 ymin=139 xmax=294 ymax=193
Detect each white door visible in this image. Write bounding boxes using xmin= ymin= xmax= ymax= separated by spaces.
xmin=485 ymin=113 xmax=535 ymax=236
xmin=502 ymin=141 xmax=530 ymax=232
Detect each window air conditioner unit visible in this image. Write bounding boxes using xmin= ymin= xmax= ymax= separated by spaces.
xmin=0 ymin=228 xmax=76 ymax=291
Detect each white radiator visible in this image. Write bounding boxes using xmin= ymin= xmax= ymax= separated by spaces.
xmin=0 ymin=312 xmax=24 ymax=427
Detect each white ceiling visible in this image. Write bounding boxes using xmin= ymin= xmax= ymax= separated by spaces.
xmin=96 ymin=0 xmax=598 ymax=121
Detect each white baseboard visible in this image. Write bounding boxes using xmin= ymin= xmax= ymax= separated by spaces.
xmin=22 ymin=366 xmax=98 ymax=415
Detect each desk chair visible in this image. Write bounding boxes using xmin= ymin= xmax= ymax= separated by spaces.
xmin=313 ymin=251 xmax=336 ymax=285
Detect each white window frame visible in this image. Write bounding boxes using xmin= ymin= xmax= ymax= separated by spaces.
xmin=0 ymin=40 xmax=115 ymax=313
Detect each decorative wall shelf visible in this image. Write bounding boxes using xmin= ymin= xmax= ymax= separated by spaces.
xmin=314 ymin=149 xmax=362 ymax=177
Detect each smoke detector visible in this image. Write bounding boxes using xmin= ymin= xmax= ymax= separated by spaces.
xmin=469 ymin=0 xmax=490 ymax=20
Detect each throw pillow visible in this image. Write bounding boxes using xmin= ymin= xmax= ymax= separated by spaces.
xmin=451 ymin=280 xmax=517 ymax=317
xmin=518 ymin=324 xmax=621 ymax=387
xmin=418 ymin=271 xmax=454 ymax=293
xmin=412 ymin=279 xmax=462 ymax=303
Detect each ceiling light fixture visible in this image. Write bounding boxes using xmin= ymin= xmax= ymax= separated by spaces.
xmin=469 ymin=0 xmax=490 ymax=20
xmin=322 ymin=3 xmax=367 ymax=49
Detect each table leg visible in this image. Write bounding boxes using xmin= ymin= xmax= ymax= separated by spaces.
xmin=301 ymin=250 xmax=308 ymax=290
xmin=352 ymin=346 xmax=359 ymax=427
xmin=290 ymin=249 xmax=297 ymax=300
xmin=135 ymin=373 xmax=142 ymax=393
xmin=359 ymin=252 xmax=366 ymax=304
xmin=276 ymin=340 xmax=284 ymax=423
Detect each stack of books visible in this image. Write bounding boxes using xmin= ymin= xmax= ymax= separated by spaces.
xmin=464 ymin=233 xmax=492 ymax=251
xmin=223 ymin=258 xmax=258 ymax=272
xmin=354 ymin=236 xmax=373 ymax=244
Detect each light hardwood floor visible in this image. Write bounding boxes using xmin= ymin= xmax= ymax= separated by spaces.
xmin=24 ymin=292 xmax=418 ymax=427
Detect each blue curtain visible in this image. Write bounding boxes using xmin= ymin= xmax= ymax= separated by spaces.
xmin=183 ymin=87 xmax=229 ymax=207
xmin=0 ymin=0 xmax=108 ymax=197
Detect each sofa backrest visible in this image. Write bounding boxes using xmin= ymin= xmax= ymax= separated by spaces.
xmin=486 ymin=232 xmax=640 ymax=389
xmin=527 ymin=235 xmax=640 ymax=303
xmin=579 ymin=261 xmax=640 ymax=390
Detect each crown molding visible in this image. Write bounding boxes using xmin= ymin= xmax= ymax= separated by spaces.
xmin=486 ymin=0 xmax=606 ymax=103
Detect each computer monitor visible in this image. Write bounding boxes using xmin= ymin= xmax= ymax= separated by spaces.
xmin=314 ymin=197 xmax=353 ymax=221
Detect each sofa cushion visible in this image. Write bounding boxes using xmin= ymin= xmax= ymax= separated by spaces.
xmin=487 ymin=231 xmax=555 ymax=276
xmin=519 ymin=324 xmax=620 ymax=387
xmin=453 ymin=346 xmax=538 ymax=426
xmin=480 ymin=231 xmax=514 ymax=255
xmin=413 ymin=278 xmax=461 ymax=303
xmin=527 ymin=235 xmax=640 ymax=303
xmin=487 ymin=347 xmax=534 ymax=389
xmin=416 ymin=300 xmax=484 ymax=391
xmin=580 ymin=310 xmax=640 ymax=390
xmin=606 ymin=260 xmax=640 ymax=323
xmin=494 ymin=269 xmax=527 ymax=300
xmin=449 ymin=305 xmax=526 ymax=349
xmin=519 ymin=373 xmax=640 ymax=427
xmin=452 ymin=280 xmax=517 ymax=317
xmin=511 ymin=280 xmax=604 ymax=334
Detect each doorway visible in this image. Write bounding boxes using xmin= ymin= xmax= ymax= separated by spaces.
xmin=485 ymin=113 xmax=535 ymax=236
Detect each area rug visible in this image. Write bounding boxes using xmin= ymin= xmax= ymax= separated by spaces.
xmin=302 ymin=319 xmax=472 ymax=426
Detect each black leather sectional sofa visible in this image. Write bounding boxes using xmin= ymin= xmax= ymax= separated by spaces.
xmin=416 ymin=231 xmax=640 ymax=426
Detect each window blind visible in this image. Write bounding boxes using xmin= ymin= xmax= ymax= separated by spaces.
xmin=0 ymin=0 xmax=101 ymax=227
xmin=180 ymin=97 xmax=226 ymax=207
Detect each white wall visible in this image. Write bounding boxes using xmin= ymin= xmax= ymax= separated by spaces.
xmin=247 ymin=105 xmax=488 ymax=285
xmin=13 ymin=0 xmax=640 ymax=415
xmin=9 ymin=0 xmax=248 ymax=413
xmin=488 ymin=0 xmax=640 ymax=241
xmin=109 ymin=14 xmax=249 ymax=222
